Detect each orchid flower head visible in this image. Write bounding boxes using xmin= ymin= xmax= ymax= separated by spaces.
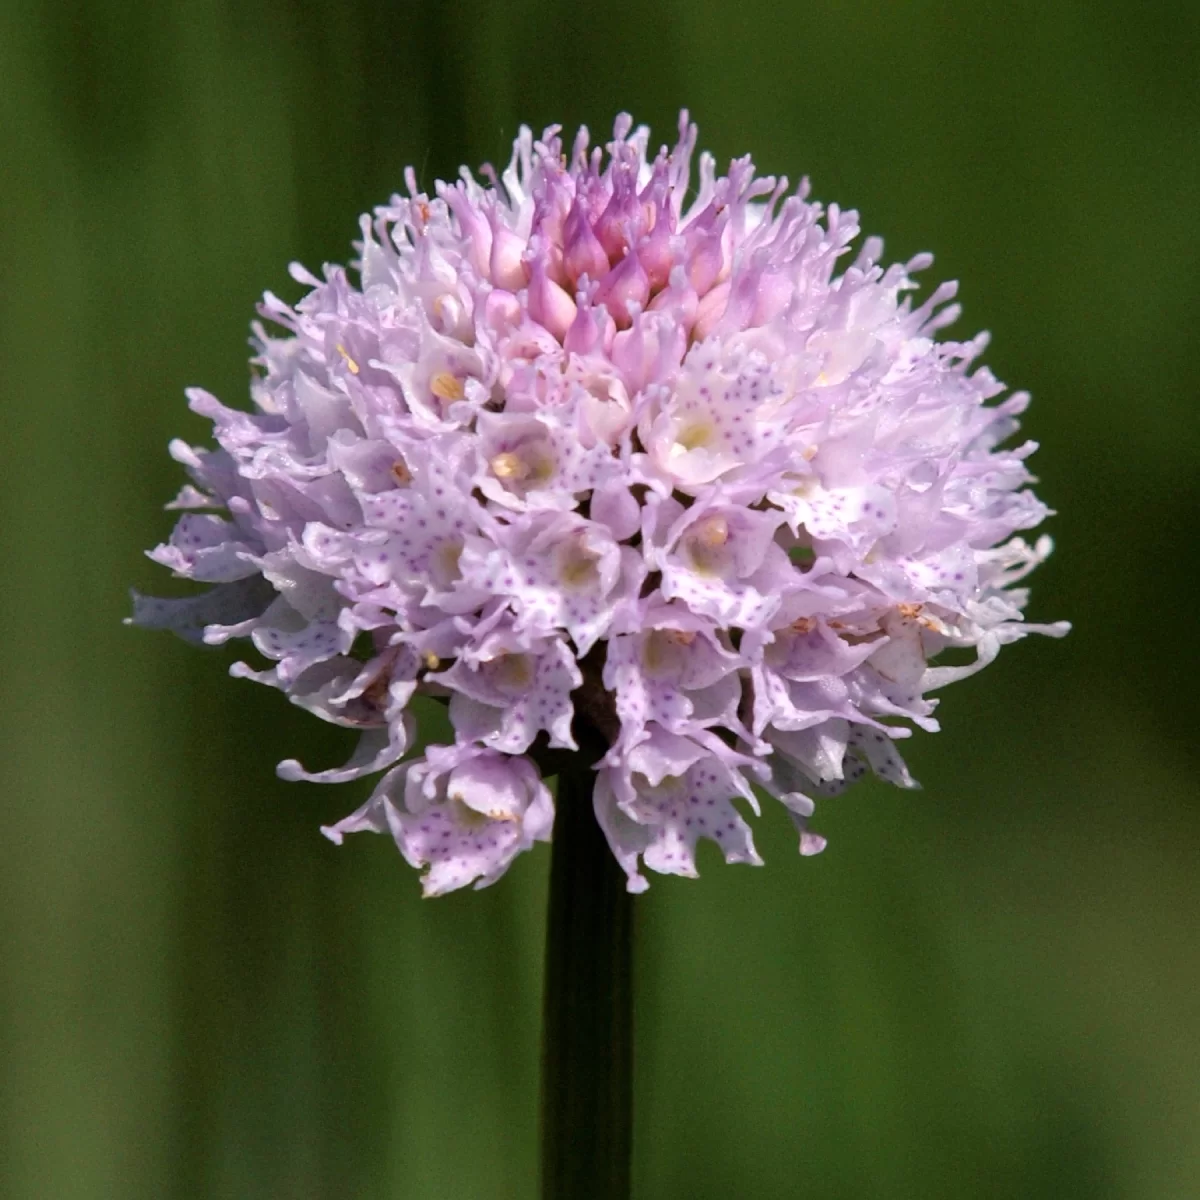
xmin=132 ymin=113 xmax=1067 ymax=895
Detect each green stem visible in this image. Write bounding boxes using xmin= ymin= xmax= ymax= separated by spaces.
xmin=539 ymin=758 xmax=633 ymax=1200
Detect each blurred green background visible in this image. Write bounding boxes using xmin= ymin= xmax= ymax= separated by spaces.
xmin=2 ymin=1 xmax=1198 ymax=1197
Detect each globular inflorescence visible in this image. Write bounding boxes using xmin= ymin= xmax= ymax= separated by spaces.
xmin=132 ymin=113 xmax=1067 ymax=895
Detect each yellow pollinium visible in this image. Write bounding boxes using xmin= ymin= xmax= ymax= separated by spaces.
xmin=558 ymin=543 xmax=600 ymax=588
xmin=435 ymin=540 xmax=464 ymax=582
xmin=642 ymin=628 xmax=695 ymax=673
xmin=491 ymin=652 xmax=534 ymax=692
xmin=694 ymin=515 xmax=729 ymax=547
xmin=490 ymin=452 xmax=528 ymax=481
xmin=430 ymin=371 xmax=465 ymax=402
xmin=491 ymin=445 xmax=555 ymax=487
xmin=336 ymin=343 xmax=360 ymax=374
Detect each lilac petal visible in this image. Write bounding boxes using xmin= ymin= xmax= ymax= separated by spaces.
xmin=773 ymin=789 xmax=827 ymax=856
xmin=593 ymin=771 xmax=651 ymax=894
xmin=847 ymin=725 xmax=920 ymax=789
xmin=320 ymin=788 xmax=395 ymax=844
xmin=126 ymin=577 xmax=273 ymax=645
xmin=276 ymin=715 xmax=413 ymax=783
xmin=589 ymin=481 xmax=641 ymax=541
xmin=148 ymin=514 xmax=259 ymax=582
xmin=165 ymin=484 xmax=220 ymax=510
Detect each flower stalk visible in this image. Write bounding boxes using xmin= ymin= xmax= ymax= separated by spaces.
xmin=539 ymin=754 xmax=633 ymax=1200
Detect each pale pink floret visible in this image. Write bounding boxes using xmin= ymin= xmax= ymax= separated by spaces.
xmin=132 ymin=113 xmax=1067 ymax=893
xmin=321 ymin=745 xmax=553 ymax=896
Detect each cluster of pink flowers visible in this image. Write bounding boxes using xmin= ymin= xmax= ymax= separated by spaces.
xmin=132 ymin=114 xmax=1066 ymax=895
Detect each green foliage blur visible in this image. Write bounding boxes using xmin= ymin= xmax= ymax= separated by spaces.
xmin=2 ymin=1 xmax=1197 ymax=1196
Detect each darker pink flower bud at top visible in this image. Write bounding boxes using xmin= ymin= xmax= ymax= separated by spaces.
xmin=490 ymin=223 xmax=529 ymax=291
xmin=692 ymin=279 xmax=730 ymax=340
xmin=595 ymin=250 xmax=649 ymax=329
xmin=563 ymin=301 xmax=615 ymax=357
xmin=562 ymin=200 xmax=611 ymax=288
xmin=685 ymin=222 xmax=728 ymax=295
xmin=593 ymin=172 xmax=648 ymax=262
xmin=648 ymin=266 xmax=699 ymax=331
xmin=527 ymin=258 xmax=578 ymax=341
xmin=637 ymin=226 xmax=674 ymax=294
